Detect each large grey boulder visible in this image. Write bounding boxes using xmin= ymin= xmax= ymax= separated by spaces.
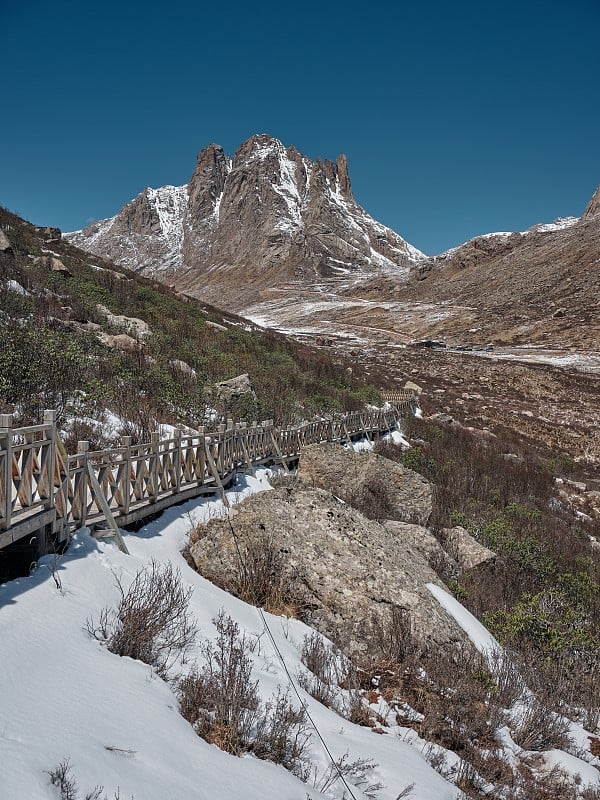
xmin=188 ymin=485 xmax=469 ymax=660
xmin=297 ymin=442 xmax=433 ymax=526
xmin=33 ymin=254 xmax=71 ymax=275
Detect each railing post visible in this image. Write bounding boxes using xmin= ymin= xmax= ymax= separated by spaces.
xmin=174 ymin=429 xmax=182 ymax=494
xmin=121 ymin=436 xmax=132 ymax=515
xmin=150 ymin=432 xmax=160 ymax=503
xmin=217 ymin=423 xmax=226 ymax=473
xmin=77 ymin=441 xmax=89 ymax=527
xmin=197 ymin=426 xmax=206 ymax=484
xmin=43 ymin=409 xmax=56 ymax=511
xmin=0 ymin=413 xmax=13 ymax=530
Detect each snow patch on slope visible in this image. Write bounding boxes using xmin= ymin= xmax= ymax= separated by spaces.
xmin=147 ymin=184 xmax=188 ymax=245
xmin=0 ymin=471 xmax=460 ymax=800
xmin=427 ymin=583 xmax=501 ymax=654
xmin=525 ymin=216 xmax=579 ymax=234
xmin=272 ymin=150 xmax=303 ymax=232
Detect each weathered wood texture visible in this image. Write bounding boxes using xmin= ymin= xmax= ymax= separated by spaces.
xmin=0 ymin=399 xmax=413 ymax=550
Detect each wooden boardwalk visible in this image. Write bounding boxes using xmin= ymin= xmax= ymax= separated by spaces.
xmin=0 ymin=396 xmax=414 ymax=555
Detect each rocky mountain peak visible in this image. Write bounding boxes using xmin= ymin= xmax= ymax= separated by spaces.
xmin=66 ymin=134 xmax=425 ymax=310
xmin=582 ymin=183 xmax=600 ymax=221
xmin=336 ymin=153 xmax=352 ymax=199
xmin=233 ymin=133 xmax=283 ymax=164
xmin=188 ymin=143 xmax=229 ymax=218
xmin=113 ymin=187 xmax=161 ymax=236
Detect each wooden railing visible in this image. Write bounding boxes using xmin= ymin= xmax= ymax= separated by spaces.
xmin=381 ymin=389 xmax=418 ymax=405
xmin=0 ymin=399 xmax=413 ymax=550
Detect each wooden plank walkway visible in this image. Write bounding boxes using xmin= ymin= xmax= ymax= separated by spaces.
xmin=0 ymin=394 xmax=415 ymax=553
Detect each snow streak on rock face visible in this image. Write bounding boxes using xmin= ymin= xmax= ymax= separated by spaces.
xmin=68 ymin=184 xmax=188 ymax=278
xmin=65 ymin=134 xmax=425 ymax=308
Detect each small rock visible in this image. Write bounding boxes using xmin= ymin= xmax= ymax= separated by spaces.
xmin=206 ymin=320 xmax=227 ymax=332
xmin=169 ymin=359 xmax=197 ymax=379
xmin=97 ymin=332 xmax=142 ymax=353
xmin=33 ymin=255 xmax=71 ymax=275
xmin=215 ymin=373 xmax=255 ymax=402
xmin=442 ymin=526 xmax=497 ymax=571
xmin=0 ymin=230 xmax=12 ymax=252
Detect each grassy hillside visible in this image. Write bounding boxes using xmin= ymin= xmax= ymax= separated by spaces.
xmin=0 ymin=207 xmax=379 ymax=447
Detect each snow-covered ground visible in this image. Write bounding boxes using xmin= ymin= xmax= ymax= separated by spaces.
xmin=2 ymin=456 xmax=598 ymax=799
xmin=0 ymin=468 xmax=458 ymax=800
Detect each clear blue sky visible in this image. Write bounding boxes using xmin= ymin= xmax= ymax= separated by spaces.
xmin=1 ymin=0 xmax=599 ymax=255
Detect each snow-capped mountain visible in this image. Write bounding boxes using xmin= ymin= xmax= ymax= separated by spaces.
xmin=67 ymin=135 xmax=425 ymax=309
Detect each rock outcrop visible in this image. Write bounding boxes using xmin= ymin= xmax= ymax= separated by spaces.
xmin=0 ymin=229 xmax=11 ymax=252
xmin=383 ymin=520 xmax=459 ymax=581
xmin=188 ymin=485 xmax=469 ymax=659
xmin=297 ymin=442 xmax=433 ymax=525
xmin=34 ymin=226 xmax=62 ymax=240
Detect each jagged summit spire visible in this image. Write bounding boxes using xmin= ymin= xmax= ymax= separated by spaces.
xmin=582 ymin=183 xmax=600 ymax=221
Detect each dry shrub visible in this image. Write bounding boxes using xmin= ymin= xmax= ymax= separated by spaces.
xmin=87 ymin=561 xmax=196 ymax=677
xmin=61 ymin=418 xmax=114 ymax=454
xmin=311 ymin=752 xmax=386 ymax=799
xmin=252 ymin=688 xmax=311 ymax=777
xmin=233 ymin=532 xmax=300 ymax=615
xmin=298 ymin=632 xmax=373 ymax=726
xmin=515 ymin=644 xmax=600 ymax=729
xmin=513 ymin=761 xmax=599 ymax=800
xmin=298 ymin=633 xmax=350 ymax=707
xmin=192 ymin=527 xmax=302 ymax=617
xmin=487 ymin=646 xmax=526 ymax=708
xmin=178 ymin=611 xmax=309 ymax=777
xmin=47 ymin=759 xmax=78 ymax=800
xmin=348 ymin=472 xmax=398 ymax=522
xmin=178 ymin=611 xmax=259 ymax=754
xmin=372 ymin=439 xmax=405 ymax=464
xmin=300 ymin=632 xmax=351 ymax=689
xmin=46 ymin=760 xmax=132 ymax=800
xmin=369 ymin=604 xmax=415 ymax=664
xmin=371 ymin=644 xmax=503 ymax=761
xmin=509 ymin=701 xmax=571 ymax=751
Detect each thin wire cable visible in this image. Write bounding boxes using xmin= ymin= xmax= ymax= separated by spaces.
xmin=225 ymin=512 xmax=360 ymax=800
